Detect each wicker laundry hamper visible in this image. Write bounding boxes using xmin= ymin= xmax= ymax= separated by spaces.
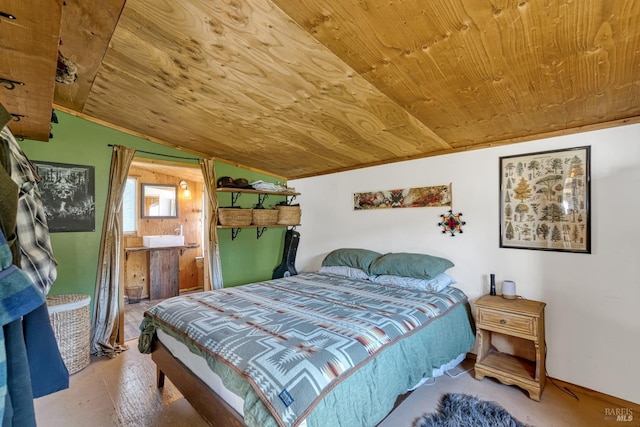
xmin=46 ymin=294 xmax=91 ymax=374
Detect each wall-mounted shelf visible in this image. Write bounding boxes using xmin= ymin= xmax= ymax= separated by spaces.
xmin=217 ymin=224 xmax=299 ymax=240
xmin=216 ymin=187 xmax=301 ymax=240
xmin=216 ymin=187 xmax=299 ymax=207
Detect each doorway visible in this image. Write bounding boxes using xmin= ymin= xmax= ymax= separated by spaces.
xmin=122 ymin=159 xmax=206 ymax=341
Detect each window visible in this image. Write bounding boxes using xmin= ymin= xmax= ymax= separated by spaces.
xmin=123 ymin=177 xmax=137 ymax=233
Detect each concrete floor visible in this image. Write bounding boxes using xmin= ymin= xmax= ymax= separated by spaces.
xmin=379 ymin=359 xmax=640 ymax=427
xmin=34 ymin=349 xmax=639 ymax=427
xmin=34 ymin=340 xmax=208 ymax=427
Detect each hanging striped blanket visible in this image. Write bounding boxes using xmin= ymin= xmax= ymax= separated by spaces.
xmin=139 ymin=272 xmax=468 ymax=427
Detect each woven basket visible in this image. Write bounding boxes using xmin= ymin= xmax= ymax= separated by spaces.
xmin=218 ymin=208 xmax=253 ymax=226
xmin=46 ymin=294 xmax=91 ymax=374
xmin=276 ymin=205 xmax=301 ymax=225
xmin=252 ymin=209 xmax=279 ymax=226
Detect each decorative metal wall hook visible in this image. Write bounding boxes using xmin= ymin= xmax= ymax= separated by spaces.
xmin=11 ymin=113 xmax=27 ymax=122
xmin=0 ymin=11 xmax=17 ymax=20
xmin=0 ymin=78 xmax=25 ymax=90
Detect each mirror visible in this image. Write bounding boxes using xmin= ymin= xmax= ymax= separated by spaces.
xmin=141 ymin=184 xmax=178 ymax=218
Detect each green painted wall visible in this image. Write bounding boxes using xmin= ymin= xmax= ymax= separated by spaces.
xmin=215 ymin=164 xmax=288 ymax=287
xmin=18 ymin=111 xmax=285 ymax=304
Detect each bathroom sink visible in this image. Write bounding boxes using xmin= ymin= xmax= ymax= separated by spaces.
xmin=142 ymin=235 xmax=185 ymax=248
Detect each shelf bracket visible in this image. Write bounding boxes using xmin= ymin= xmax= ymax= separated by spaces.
xmin=257 ymin=193 xmax=269 ymax=206
xmin=256 ymin=227 xmax=267 ymax=239
xmin=230 ymin=192 xmax=241 ymax=207
xmin=287 ymin=195 xmax=297 ymax=205
xmin=231 ymin=227 xmax=241 ymax=240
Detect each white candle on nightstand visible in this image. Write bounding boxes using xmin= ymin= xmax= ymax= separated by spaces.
xmin=502 ymin=280 xmax=516 ymax=299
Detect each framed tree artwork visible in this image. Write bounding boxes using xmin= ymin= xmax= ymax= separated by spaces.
xmin=499 ymin=146 xmax=590 ymax=253
xmin=34 ymin=161 xmax=96 ymax=232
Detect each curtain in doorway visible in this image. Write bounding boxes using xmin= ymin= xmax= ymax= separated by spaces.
xmin=199 ymin=158 xmax=223 ymax=290
xmin=90 ymin=145 xmax=136 ymax=356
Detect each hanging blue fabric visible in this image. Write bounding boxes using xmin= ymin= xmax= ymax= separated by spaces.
xmin=0 ymin=229 xmax=44 ymax=426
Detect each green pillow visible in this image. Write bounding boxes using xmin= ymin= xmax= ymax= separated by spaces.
xmin=321 ymin=248 xmax=382 ymax=274
xmin=369 ymin=252 xmax=454 ymax=279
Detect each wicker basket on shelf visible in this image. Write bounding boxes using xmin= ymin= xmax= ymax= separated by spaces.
xmin=276 ymin=205 xmax=301 ymax=225
xmin=218 ymin=208 xmax=253 ymax=226
xmin=252 ymin=209 xmax=279 ymax=226
xmin=46 ymin=294 xmax=91 ymax=374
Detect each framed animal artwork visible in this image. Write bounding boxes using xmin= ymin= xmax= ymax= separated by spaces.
xmin=33 ymin=161 xmax=96 ymax=232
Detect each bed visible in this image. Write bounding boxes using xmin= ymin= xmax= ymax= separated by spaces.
xmin=138 ymin=251 xmax=475 ymax=427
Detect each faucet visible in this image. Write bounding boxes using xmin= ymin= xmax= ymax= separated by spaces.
xmin=174 ymin=224 xmax=183 ymax=236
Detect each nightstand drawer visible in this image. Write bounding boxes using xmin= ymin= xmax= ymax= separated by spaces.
xmin=477 ymin=308 xmax=535 ymax=337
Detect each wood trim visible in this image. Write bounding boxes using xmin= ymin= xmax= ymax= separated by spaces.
xmin=211 ymin=157 xmax=289 ymax=181
xmin=467 ymin=352 xmax=638 ymax=408
xmin=54 ymin=104 xmax=206 ymax=157
xmin=545 ymin=377 xmax=640 ymax=409
xmin=290 ymin=115 xmax=640 ymax=180
xmin=133 ymin=157 xmax=201 ymax=169
xmin=151 ymin=341 xmax=246 ymax=427
xmin=53 ymin=104 xmax=288 ymax=181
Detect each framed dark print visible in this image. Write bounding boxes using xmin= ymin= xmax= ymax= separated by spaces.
xmin=499 ymin=146 xmax=590 ymax=253
xmin=34 ymin=161 xmax=96 ymax=232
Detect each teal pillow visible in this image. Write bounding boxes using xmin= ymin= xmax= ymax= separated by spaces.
xmin=369 ymin=252 xmax=454 ymax=279
xmin=321 ymin=248 xmax=382 ymax=274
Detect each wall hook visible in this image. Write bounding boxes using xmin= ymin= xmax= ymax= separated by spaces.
xmin=0 ymin=11 xmax=16 ymax=20
xmin=0 ymin=78 xmax=24 ymax=90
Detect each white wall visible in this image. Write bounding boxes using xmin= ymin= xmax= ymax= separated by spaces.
xmin=290 ymin=123 xmax=640 ymax=404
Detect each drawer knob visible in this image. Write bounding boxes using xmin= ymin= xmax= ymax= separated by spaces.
xmin=500 ymin=319 xmax=507 ymax=324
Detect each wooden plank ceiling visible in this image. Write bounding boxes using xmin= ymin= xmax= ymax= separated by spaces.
xmin=13 ymin=0 xmax=640 ymax=179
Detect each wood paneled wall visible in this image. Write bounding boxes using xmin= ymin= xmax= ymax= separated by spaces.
xmin=124 ymin=165 xmax=204 ymax=299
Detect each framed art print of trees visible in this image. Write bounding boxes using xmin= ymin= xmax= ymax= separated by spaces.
xmin=499 ymin=146 xmax=590 ymax=253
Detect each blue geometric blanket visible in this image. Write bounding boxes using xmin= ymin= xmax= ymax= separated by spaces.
xmin=139 ymin=273 xmax=467 ymax=427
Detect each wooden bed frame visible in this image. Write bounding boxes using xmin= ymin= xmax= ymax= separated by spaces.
xmin=151 ymin=340 xmax=413 ymax=427
xmin=152 ymin=341 xmax=246 ymax=427
xmin=147 ymin=285 xmax=475 ymax=426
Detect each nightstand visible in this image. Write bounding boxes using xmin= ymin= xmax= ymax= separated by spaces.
xmin=474 ymin=295 xmax=546 ymax=401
